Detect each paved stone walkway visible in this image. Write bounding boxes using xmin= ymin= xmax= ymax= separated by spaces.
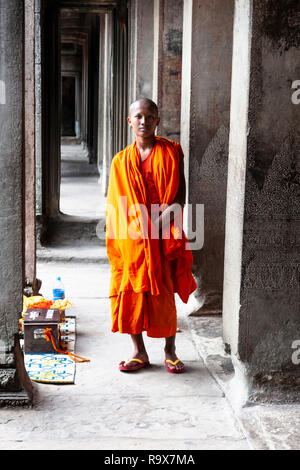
xmin=0 ymin=258 xmax=250 ymax=450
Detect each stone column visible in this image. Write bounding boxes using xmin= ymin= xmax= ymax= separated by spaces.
xmin=0 ymin=0 xmax=32 ymax=404
xmin=223 ymin=0 xmax=300 ymax=405
xmin=113 ymin=1 xmax=128 ymax=156
xmin=81 ymin=38 xmax=89 ymax=150
xmin=42 ymin=1 xmax=61 ymax=220
xmin=97 ymin=14 xmax=106 ymax=178
xmin=180 ymin=0 xmax=234 ymax=315
xmin=129 ymin=0 xmax=183 ymax=140
xmin=153 ymin=0 xmax=183 ymax=142
xmin=24 ymin=0 xmax=40 ymax=296
xmin=87 ymin=14 xmax=99 ymax=164
xmin=101 ymin=12 xmax=113 ymax=196
xmin=128 ymin=0 xmax=155 ymax=143
xmin=35 ymin=0 xmax=43 ymax=216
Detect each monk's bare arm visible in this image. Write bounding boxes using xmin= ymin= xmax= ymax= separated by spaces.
xmin=154 ymin=157 xmax=186 ymax=232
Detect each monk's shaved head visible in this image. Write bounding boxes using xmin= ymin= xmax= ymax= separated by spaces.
xmin=129 ymin=98 xmax=158 ymax=116
xmin=127 ymin=98 xmax=160 ymax=138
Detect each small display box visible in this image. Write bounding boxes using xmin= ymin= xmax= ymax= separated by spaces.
xmin=24 ymin=308 xmax=60 ymax=354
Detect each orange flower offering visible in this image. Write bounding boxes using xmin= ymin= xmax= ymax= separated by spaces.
xmin=22 ymin=296 xmax=73 ymax=317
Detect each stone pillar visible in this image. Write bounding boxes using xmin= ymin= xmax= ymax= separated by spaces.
xmin=180 ymin=0 xmax=234 ymax=315
xmin=223 ymin=0 xmax=300 ymax=405
xmin=35 ymin=0 xmax=43 ymax=216
xmin=0 ymin=0 xmax=32 ymax=404
xmin=101 ymin=12 xmax=113 ymax=196
xmin=87 ymin=14 xmax=100 ymax=164
xmin=100 ymin=2 xmax=128 ymax=195
xmin=24 ymin=0 xmax=40 ymax=296
xmin=129 ymin=0 xmax=183 ymax=141
xmin=153 ymin=0 xmax=183 ymax=142
xmin=113 ymin=1 xmax=128 ymax=156
xmin=42 ymin=0 xmax=61 ymax=220
xmin=97 ymin=14 xmax=106 ymax=177
xmin=128 ymin=0 xmax=155 ymax=143
xmin=81 ymin=38 xmax=89 ymax=150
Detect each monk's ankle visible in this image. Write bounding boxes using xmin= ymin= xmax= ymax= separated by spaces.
xmin=164 ymin=347 xmax=176 ymax=358
xmin=131 ymin=349 xmax=148 ymax=361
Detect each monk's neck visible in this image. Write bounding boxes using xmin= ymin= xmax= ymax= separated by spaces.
xmin=135 ymin=135 xmax=156 ymax=162
xmin=135 ymin=135 xmax=156 ymax=152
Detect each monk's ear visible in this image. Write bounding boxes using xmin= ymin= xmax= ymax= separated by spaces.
xmin=156 ymin=117 xmax=160 ymax=127
xmin=127 ymin=116 xmax=132 ymax=126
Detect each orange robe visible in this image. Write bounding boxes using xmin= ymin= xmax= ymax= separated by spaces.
xmin=106 ymin=136 xmax=196 ymax=338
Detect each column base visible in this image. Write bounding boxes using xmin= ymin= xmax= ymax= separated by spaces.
xmin=187 ymin=291 xmax=223 ymax=316
xmin=228 ymin=355 xmax=300 ymax=408
xmin=0 ymin=390 xmax=32 ymax=407
xmin=248 ymin=370 xmax=300 ymax=405
xmin=0 ymin=335 xmax=33 ymax=407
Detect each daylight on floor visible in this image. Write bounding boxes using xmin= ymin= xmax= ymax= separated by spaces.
xmin=0 ymin=0 xmax=300 ymax=453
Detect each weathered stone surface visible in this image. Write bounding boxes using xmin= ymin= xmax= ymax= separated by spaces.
xmin=0 ymin=370 xmax=20 ymax=392
xmin=190 ymin=125 xmax=230 ymax=312
xmin=156 ymin=0 xmax=183 ymax=142
xmin=0 ymin=0 xmax=33 ymax=405
xmin=188 ymin=311 xmax=300 ymax=450
xmin=181 ymin=0 xmax=234 ymax=314
xmin=0 ymin=0 xmax=23 ymax=366
xmin=128 ymin=0 xmax=155 ymax=145
xmin=24 ymin=0 xmax=37 ymax=291
xmin=223 ymin=0 xmax=300 ymax=401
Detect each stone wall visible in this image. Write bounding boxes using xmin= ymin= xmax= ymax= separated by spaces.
xmin=156 ymin=0 xmax=183 ymax=142
xmin=0 ymin=0 xmax=32 ymax=400
xmin=181 ymin=0 xmax=234 ymax=314
xmin=223 ymin=0 xmax=300 ymax=403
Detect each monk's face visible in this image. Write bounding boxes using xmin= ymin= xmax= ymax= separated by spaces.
xmin=127 ymin=102 xmax=160 ymax=138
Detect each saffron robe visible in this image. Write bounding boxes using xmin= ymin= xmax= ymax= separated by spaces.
xmin=106 ymin=136 xmax=197 ymax=337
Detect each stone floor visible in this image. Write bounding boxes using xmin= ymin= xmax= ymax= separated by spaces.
xmin=0 ymin=143 xmax=299 ymax=450
xmin=0 ymin=259 xmax=248 ymax=450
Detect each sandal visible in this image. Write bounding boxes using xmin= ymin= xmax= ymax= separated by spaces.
xmin=164 ymin=359 xmax=185 ymax=374
xmin=119 ymin=358 xmax=151 ymax=372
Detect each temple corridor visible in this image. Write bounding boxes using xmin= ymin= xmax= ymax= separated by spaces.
xmin=0 ymin=0 xmax=300 ymax=452
xmin=2 ymin=166 xmax=300 ymax=449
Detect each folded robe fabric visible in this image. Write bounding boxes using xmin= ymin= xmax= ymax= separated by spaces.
xmin=106 ymin=136 xmax=197 ymax=303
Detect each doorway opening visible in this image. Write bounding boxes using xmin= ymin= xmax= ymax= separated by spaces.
xmin=60 ymin=10 xmax=102 ymax=221
xmin=39 ymin=0 xmax=128 ymax=252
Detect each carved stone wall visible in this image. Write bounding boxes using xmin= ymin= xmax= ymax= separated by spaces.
xmin=156 ymin=0 xmax=183 ymax=142
xmin=181 ymin=0 xmax=234 ymax=314
xmin=223 ymin=0 xmax=300 ymax=401
xmin=0 ymin=0 xmax=32 ymax=403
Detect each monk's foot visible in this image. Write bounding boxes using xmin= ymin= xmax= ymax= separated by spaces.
xmin=164 ymin=349 xmax=184 ymax=372
xmin=122 ymin=351 xmax=150 ymax=370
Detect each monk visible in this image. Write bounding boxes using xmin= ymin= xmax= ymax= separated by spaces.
xmin=106 ymin=98 xmax=196 ymax=373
